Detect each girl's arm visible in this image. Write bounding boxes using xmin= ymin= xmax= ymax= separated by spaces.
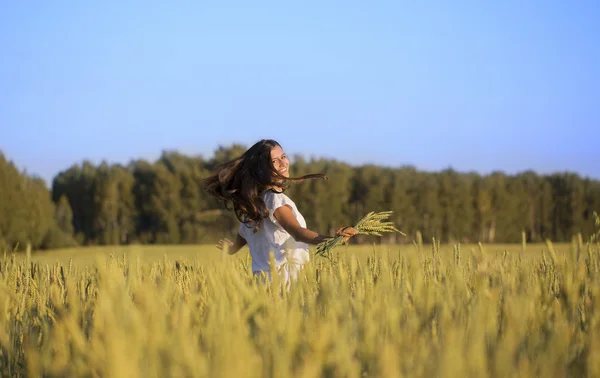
xmin=273 ymin=205 xmax=356 ymax=245
xmin=217 ymin=233 xmax=247 ymax=254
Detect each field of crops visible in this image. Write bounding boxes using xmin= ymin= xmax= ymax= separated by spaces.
xmin=1 ymin=239 xmax=599 ymax=377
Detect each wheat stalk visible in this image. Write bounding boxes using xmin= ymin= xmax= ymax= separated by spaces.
xmin=315 ymin=211 xmax=406 ymax=261
xmin=591 ymin=211 xmax=600 ymax=243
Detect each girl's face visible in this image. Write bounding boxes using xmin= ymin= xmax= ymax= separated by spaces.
xmin=270 ymin=145 xmax=290 ymax=178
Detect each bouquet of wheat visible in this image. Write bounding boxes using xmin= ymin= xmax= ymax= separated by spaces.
xmin=315 ymin=211 xmax=405 ymax=260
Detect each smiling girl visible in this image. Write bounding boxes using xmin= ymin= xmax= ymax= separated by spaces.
xmin=201 ymin=139 xmax=357 ymax=284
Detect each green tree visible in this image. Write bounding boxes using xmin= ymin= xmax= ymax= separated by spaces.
xmin=132 ymin=160 xmax=182 ymax=244
xmin=411 ymin=173 xmax=442 ymax=242
xmin=0 ymin=151 xmax=66 ymax=250
xmin=437 ymin=169 xmax=474 ymax=243
xmin=92 ymin=163 xmax=136 ymax=245
xmin=549 ymin=173 xmax=586 ymax=241
xmin=52 ymin=161 xmax=99 ymax=244
xmin=55 ymin=195 xmax=74 ymax=235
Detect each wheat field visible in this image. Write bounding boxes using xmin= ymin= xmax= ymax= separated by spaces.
xmin=1 ymin=239 xmax=599 ymax=378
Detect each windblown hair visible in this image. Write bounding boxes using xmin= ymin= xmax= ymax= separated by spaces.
xmin=201 ymin=139 xmax=326 ymax=231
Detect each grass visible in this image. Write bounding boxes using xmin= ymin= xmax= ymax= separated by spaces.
xmin=1 ymin=239 xmax=598 ymax=377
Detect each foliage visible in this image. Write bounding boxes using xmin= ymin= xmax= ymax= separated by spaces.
xmin=0 ymin=152 xmax=66 ymax=251
xmin=1 ymin=145 xmax=600 ymax=251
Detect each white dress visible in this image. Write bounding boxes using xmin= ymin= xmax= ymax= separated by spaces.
xmin=238 ymin=189 xmax=310 ymax=284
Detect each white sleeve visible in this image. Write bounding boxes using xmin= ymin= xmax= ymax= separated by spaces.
xmin=238 ymin=222 xmax=249 ymax=239
xmin=263 ymin=191 xmax=287 ymax=224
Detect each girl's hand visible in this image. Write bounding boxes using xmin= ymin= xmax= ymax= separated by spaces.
xmin=336 ymin=226 xmax=358 ymax=244
xmin=216 ymin=238 xmax=234 ymax=250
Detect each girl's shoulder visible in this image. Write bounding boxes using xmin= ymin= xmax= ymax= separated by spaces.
xmin=262 ymin=188 xmax=287 ymax=200
xmin=262 ymin=189 xmax=296 ymax=211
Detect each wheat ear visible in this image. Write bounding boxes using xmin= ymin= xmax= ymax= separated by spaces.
xmin=315 ymin=211 xmax=406 ymax=260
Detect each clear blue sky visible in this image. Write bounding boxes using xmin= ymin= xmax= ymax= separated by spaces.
xmin=1 ymin=1 xmax=599 ymax=184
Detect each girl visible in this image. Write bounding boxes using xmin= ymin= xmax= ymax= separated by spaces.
xmin=201 ymin=139 xmax=357 ymax=284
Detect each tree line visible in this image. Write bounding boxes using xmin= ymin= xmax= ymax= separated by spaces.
xmin=1 ymin=145 xmax=599 ymax=251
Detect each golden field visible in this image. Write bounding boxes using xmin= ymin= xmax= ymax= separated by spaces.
xmin=1 ymin=240 xmax=599 ymax=377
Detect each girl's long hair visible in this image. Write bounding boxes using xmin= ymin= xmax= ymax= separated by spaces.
xmin=201 ymin=139 xmax=326 ymax=231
